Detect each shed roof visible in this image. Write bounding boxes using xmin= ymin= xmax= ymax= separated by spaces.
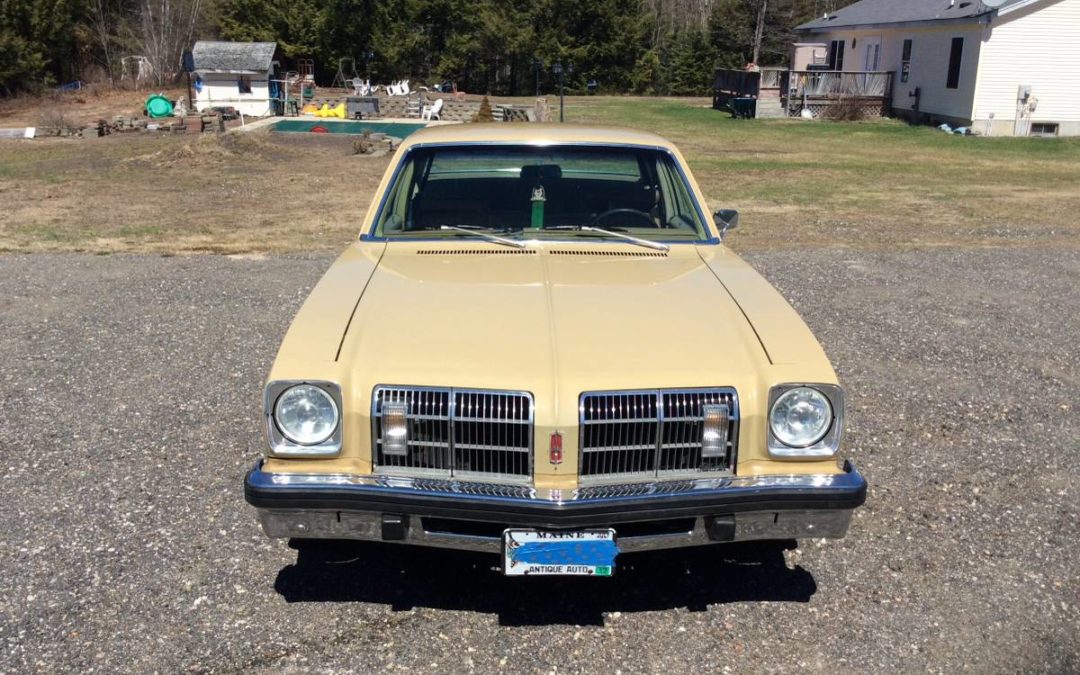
xmin=192 ymin=41 xmax=276 ymax=74
xmin=796 ymin=0 xmax=1029 ymax=31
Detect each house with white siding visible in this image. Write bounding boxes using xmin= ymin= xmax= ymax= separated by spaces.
xmin=191 ymin=41 xmax=278 ymax=118
xmin=795 ymin=0 xmax=1080 ymax=136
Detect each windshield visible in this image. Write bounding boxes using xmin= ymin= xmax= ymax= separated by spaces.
xmin=373 ymin=145 xmax=709 ymax=241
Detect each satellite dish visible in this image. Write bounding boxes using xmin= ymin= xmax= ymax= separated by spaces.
xmin=983 ymin=0 xmax=1008 ymax=8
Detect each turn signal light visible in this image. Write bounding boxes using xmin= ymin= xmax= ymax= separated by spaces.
xmin=701 ymin=404 xmax=729 ymax=458
xmin=383 ymin=401 xmax=408 ymax=456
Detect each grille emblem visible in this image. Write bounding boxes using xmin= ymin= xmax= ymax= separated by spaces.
xmin=549 ymin=432 xmax=564 ymax=465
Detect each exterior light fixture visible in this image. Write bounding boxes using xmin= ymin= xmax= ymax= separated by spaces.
xmin=701 ymin=403 xmax=729 ymax=458
xmin=383 ymin=400 xmax=409 ymax=456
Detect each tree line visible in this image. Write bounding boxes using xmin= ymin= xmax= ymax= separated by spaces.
xmin=0 ymin=0 xmax=845 ymax=96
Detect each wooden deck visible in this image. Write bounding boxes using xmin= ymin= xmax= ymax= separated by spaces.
xmin=713 ymin=68 xmax=895 ymax=120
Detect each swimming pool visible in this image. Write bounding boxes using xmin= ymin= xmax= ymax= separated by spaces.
xmin=271 ymin=120 xmax=428 ymax=138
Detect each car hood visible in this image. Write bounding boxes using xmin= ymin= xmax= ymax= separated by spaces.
xmin=336 ymin=242 xmax=770 ymax=400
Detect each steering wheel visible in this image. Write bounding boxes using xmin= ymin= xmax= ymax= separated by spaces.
xmin=587 ymin=208 xmax=656 ymax=229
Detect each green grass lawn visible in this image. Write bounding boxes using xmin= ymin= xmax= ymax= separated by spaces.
xmin=570 ymin=97 xmax=1080 ymax=249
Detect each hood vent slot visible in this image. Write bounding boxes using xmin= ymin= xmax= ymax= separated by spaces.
xmin=417 ymin=249 xmax=537 ymax=256
xmin=549 ymin=249 xmax=668 ymax=258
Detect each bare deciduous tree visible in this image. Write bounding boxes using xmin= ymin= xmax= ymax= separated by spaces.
xmin=139 ymin=0 xmax=203 ymax=85
xmin=751 ymin=0 xmax=767 ymax=64
xmin=813 ymin=0 xmax=842 ymax=15
xmin=644 ymin=0 xmax=714 ymax=35
xmin=87 ymin=0 xmax=140 ymax=85
xmin=87 ymin=0 xmax=119 ymax=84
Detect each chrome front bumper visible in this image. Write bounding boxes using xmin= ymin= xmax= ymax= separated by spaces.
xmin=245 ymin=460 xmax=867 ymax=553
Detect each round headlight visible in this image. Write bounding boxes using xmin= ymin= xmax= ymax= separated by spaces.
xmin=769 ymin=387 xmax=833 ymax=448
xmin=274 ymin=384 xmax=339 ymax=446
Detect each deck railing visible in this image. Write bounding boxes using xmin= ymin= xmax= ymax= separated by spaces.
xmin=782 ymin=70 xmax=894 ymax=118
xmin=758 ymin=67 xmax=785 ymax=90
xmin=713 ymin=69 xmax=760 ymax=105
xmin=784 ymin=70 xmax=894 ymax=98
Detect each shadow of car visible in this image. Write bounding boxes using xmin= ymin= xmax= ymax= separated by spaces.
xmin=274 ymin=540 xmax=815 ymax=626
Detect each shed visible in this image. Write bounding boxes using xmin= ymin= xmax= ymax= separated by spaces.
xmin=795 ymin=0 xmax=1080 ymax=136
xmin=191 ymin=41 xmax=278 ymax=118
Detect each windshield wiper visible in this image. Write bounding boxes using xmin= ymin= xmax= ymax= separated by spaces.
xmin=438 ymin=225 xmax=528 ymax=249
xmin=544 ymin=225 xmax=670 ymax=252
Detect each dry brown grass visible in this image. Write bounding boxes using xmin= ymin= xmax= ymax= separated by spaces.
xmin=2 ymin=96 xmax=1079 ymax=255
xmin=0 ymin=131 xmax=383 ymax=254
xmin=0 ymin=87 xmax=185 ymax=128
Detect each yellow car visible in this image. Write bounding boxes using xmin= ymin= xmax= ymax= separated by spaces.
xmin=245 ymin=124 xmax=866 ymax=577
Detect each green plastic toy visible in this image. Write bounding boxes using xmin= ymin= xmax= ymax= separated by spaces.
xmin=146 ymin=94 xmax=174 ymax=119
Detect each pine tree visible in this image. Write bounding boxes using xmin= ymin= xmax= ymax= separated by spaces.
xmin=474 ymin=94 xmax=493 ymax=122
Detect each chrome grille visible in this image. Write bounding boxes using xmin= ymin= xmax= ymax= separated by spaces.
xmin=580 ymin=389 xmax=738 ymax=482
xmin=372 ymin=387 xmax=533 ymax=481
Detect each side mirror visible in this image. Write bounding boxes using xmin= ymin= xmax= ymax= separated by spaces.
xmin=713 ymin=209 xmax=739 ymax=235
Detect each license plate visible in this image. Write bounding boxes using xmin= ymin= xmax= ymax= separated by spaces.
xmin=502 ymin=529 xmax=618 ymax=576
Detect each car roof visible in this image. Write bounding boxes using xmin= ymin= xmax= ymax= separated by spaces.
xmin=399 ymin=123 xmax=679 ymax=151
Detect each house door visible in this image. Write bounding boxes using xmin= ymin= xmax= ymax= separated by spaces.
xmin=863 ymin=38 xmax=881 ymax=71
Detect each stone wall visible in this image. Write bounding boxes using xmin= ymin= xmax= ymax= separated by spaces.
xmin=376 ymin=95 xmax=480 ymax=121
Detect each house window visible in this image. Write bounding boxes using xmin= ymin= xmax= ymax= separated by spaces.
xmin=946 ymin=37 xmax=963 ymax=89
xmin=238 ymin=75 xmax=252 ymax=94
xmin=1030 ymin=123 xmax=1059 ymax=137
xmin=828 ymin=39 xmax=846 ymax=71
xmin=901 ymin=39 xmax=912 ymax=83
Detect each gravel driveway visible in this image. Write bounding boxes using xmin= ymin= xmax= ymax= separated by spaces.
xmin=1 ymin=248 xmax=1077 ymax=674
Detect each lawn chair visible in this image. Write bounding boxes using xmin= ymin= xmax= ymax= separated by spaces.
xmin=400 ymin=80 xmax=411 ymax=96
xmin=422 ymin=98 xmax=444 ymax=121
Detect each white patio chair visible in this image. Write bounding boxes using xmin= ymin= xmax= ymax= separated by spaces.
xmin=400 ymin=80 xmax=411 ymax=96
xmin=421 ymin=98 xmax=444 ymax=120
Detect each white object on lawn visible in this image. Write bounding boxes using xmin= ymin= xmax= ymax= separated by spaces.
xmin=422 ymin=98 xmax=444 ymax=120
xmin=0 ymin=127 xmax=36 ymax=139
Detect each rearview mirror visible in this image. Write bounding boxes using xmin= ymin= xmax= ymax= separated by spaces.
xmin=713 ymin=209 xmax=739 ymax=233
xmin=520 ymin=164 xmax=563 ymax=182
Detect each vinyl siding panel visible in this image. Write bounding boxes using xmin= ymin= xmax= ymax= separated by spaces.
xmin=974 ymin=0 xmax=1080 ymax=129
xmin=807 ymin=25 xmax=983 ymax=121
xmin=194 ymin=74 xmax=272 ymax=117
